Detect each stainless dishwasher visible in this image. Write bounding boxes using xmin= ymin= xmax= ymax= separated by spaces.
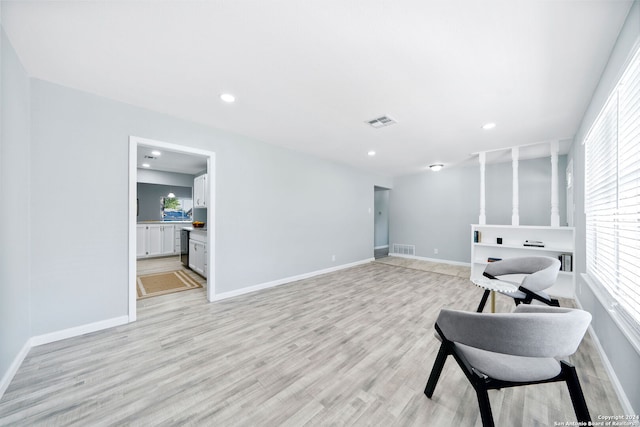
xmin=180 ymin=228 xmax=190 ymax=267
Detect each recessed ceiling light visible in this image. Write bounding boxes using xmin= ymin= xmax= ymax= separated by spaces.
xmin=220 ymin=93 xmax=236 ymax=103
xmin=368 ymin=151 xmax=376 ymax=156
xmin=482 ymin=122 xmax=496 ymax=130
xmin=142 ymin=163 xmax=150 ymax=168
xmin=151 ymin=150 xmax=161 ymax=156
xmin=429 ymin=163 xmax=444 ymax=172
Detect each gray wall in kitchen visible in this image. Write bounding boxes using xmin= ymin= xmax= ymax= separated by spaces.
xmin=27 ymin=78 xmax=391 ymax=336
xmin=389 ymin=156 xmax=567 ymax=263
xmin=571 ymin=0 xmax=640 ymax=414
xmin=0 ymin=27 xmax=32 ymax=390
xmin=192 ymin=208 xmax=207 ymax=223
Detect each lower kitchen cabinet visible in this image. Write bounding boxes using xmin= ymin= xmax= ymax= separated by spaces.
xmin=137 ymin=224 xmax=177 ymax=258
xmin=136 ymin=226 xmax=147 ymax=258
xmin=188 ymin=239 xmax=207 ymax=277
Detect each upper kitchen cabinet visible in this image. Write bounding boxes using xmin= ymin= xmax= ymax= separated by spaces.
xmin=194 ymin=174 xmax=207 ymax=208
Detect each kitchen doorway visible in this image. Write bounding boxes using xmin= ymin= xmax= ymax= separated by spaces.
xmin=128 ymin=136 xmax=216 ymax=322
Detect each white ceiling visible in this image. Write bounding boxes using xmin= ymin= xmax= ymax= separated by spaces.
xmin=138 ymin=145 xmax=207 ymax=175
xmin=2 ymin=1 xmax=633 ymax=176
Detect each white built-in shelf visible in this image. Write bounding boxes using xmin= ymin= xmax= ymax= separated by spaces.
xmin=471 ymin=224 xmax=576 ymax=298
xmin=473 ymin=242 xmax=573 ymax=252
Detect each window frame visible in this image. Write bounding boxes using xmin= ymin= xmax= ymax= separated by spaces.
xmin=583 ymin=46 xmax=640 ymax=354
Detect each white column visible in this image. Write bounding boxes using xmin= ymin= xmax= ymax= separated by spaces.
xmin=479 ymin=152 xmax=486 ymax=225
xmin=512 ymin=147 xmax=519 ymax=226
xmin=550 ymin=140 xmax=560 ymax=227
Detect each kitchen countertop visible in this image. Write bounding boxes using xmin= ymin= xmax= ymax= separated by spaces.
xmin=137 ymin=221 xmax=205 ymax=233
xmin=137 ymin=220 xmax=192 ymax=224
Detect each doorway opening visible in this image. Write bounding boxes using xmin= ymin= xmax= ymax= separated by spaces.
xmin=128 ymin=136 xmax=216 ymax=322
xmin=374 ymin=186 xmax=390 ymax=259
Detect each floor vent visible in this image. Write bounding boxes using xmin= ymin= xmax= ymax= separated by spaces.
xmin=392 ymin=244 xmax=415 ymax=256
xmin=366 ymin=115 xmax=397 ymax=129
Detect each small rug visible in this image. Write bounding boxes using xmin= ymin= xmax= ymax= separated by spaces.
xmin=374 ymin=256 xmax=470 ymax=278
xmin=137 ymin=270 xmax=202 ymax=299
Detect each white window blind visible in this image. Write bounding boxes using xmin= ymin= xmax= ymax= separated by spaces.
xmin=585 ymin=49 xmax=640 ymax=333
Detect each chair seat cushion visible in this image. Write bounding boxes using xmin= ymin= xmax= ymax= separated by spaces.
xmin=455 ymin=343 xmax=561 ymax=382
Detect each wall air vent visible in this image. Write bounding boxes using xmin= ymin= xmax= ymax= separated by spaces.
xmin=366 ymin=115 xmax=397 ymax=129
xmin=392 ymin=243 xmax=415 ymax=256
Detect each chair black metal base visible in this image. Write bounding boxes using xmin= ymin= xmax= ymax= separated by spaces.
xmin=476 ymin=290 xmax=491 ymax=312
xmin=514 ymin=286 xmax=560 ymax=307
xmin=424 ymin=324 xmax=591 ymax=427
xmin=476 ymin=273 xmax=560 ymax=312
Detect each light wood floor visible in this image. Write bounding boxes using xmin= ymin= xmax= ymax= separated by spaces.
xmin=0 ymin=262 xmax=624 ymax=426
xmin=375 ymin=256 xmax=470 ymax=278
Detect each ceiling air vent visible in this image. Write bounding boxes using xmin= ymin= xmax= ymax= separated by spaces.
xmin=144 ymin=155 xmax=157 ymax=159
xmin=366 ymin=115 xmax=397 ymax=129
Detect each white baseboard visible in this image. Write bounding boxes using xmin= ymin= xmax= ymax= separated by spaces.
xmin=0 ymin=339 xmax=31 ymax=399
xmin=574 ymin=299 xmax=635 ymax=416
xmin=213 ymin=258 xmax=374 ymax=301
xmin=374 ymin=245 xmax=389 ymax=250
xmin=30 ymin=316 xmax=129 ymax=347
xmin=1 ymin=315 xmax=129 ymax=400
xmin=388 ymin=252 xmax=471 ymax=267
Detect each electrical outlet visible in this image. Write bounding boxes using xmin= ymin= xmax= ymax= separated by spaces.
xmin=332 ymin=254 xmax=336 ymax=262
xmin=434 ymin=248 xmax=439 ymax=254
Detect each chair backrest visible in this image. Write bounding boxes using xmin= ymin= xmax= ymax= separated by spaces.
xmin=436 ymin=305 xmax=592 ymax=358
xmin=483 ymin=256 xmax=560 ymax=292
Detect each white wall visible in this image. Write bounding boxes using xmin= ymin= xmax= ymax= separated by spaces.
xmin=486 ymin=156 xmax=567 ymax=226
xmin=571 ymin=0 xmax=640 ymax=414
xmin=390 ymin=165 xmax=478 ymax=262
xmin=27 ymin=78 xmax=390 ymax=335
xmin=390 ymin=156 xmax=566 ymax=263
xmin=0 ymin=27 xmax=32 ymax=393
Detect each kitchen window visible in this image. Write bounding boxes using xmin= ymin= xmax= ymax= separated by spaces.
xmin=162 ymin=196 xmax=193 ymax=221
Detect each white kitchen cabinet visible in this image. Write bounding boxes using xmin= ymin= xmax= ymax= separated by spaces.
xmin=194 ymin=174 xmax=207 ymax=208
xmin=204 ymin=245 xmax=208 ymax=277
xmin=470 ymin=224 xmax=575 ymax=298
xmin=189 ymin=239 xmax=206 ymax=277
xmin=136 ymin=225 xmax=147 ymax=258
xmin=188 ymin=231 xmax=207 ymax=277
xmin=173 ymin=226 xmax=182 ymax=253
xmin=137 ymin=223 xmax=177 ymax=258
xmin=161 ymin=224 xmax=175 ymax=255
xmin=147 ymin=224 xmax=163 ymax=257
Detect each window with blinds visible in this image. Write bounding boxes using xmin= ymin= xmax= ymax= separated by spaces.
xmin=585 ymin=48 xmax=640 ymax=335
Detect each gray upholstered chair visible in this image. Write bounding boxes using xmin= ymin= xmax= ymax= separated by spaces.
xmin=477 ymin=256 xmax=561 ymax=312
xmin=424 ymin=305 xmax=592 ymax=427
